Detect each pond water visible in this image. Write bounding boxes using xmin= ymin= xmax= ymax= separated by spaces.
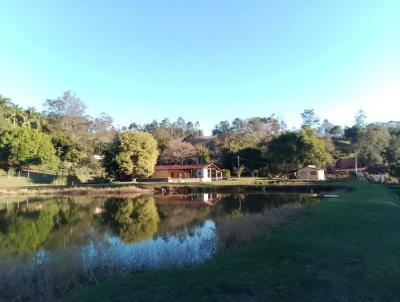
xmin=0 ymin=192 xmax=317 ymax=300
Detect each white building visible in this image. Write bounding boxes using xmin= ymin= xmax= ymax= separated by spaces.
xmin=297 ymin=165 xmax=325 ymax=180
xmin=151 ymin=164 xmax=223 ymax=182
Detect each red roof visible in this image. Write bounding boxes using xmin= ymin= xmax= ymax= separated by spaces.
xmin=336 ymin=158 xmax=366 ymax=170
xmin=155 ymin=164 xmax=221 ymax=171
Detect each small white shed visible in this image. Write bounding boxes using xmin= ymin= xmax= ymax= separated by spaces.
xmin=297 ymin=165 xmax=325 ymax=180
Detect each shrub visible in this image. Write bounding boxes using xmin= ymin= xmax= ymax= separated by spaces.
xmin=216 ymin=203 xmax=306 ymax=250
xmin=222 ymin=169 xmax=231 ymax=178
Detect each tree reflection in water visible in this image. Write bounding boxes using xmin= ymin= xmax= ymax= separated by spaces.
xmin=0 ymin=203 xmax=60 ymax=256
xmin=102 ymin=196 xmax=160 ymax=244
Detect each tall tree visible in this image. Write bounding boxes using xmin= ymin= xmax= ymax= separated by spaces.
xmin=51 ymin=135 xmax=85 ymax=172
xmin=301 ymin=109 xmax=320 ymax=129
xmin=329 ymin=125 xmax=343 ymax=138
xmin=0 ymin=95 xmax=12 ymax=131
xmin=212 ymin=116 xmax=285 ymax=152
xmin=0 ymin=127 xmax=59 ymax=169
xmin=354 ymin=110 xmax=367 ymax=127
xmin=159 ymin=140 xmax=196 ymax=164
xmin=358 ymin=126 xmax=390 ymax=164
xmin=103 ymin=131 xmax=159 ymax=180
xmin=386 ymin=136 xmax=400 ymax=164
xmin=266 ymin=128 xmax=332 ymax=174
xmin=319 ymin=119 xmax=334 ymax=136
xmin=44 ymin=91 xmax=91 ymax=142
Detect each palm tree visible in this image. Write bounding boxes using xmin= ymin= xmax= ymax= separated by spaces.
xmin=8 ymin=104 xmax=24 ymax=126
xmin=25 ymin=107 xmax=40 ymax=130
xmin=0 ymin=95 xmax=12 ymax=111
xmin=0 ymin=95 xmax=15 ymax=126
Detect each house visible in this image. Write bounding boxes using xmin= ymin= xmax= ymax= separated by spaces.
xmin=151 ymin=163 xmax=223 ymax=182
xmin=297 ymin=165 xmax=325 ymax=180
xmin=334 ymin=157 xmax=366 ymax=174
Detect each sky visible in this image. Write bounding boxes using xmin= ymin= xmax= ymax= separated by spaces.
xmin=0 ymin=0 xmax=399 ymax=134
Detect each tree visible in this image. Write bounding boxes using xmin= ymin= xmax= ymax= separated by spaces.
xmin=0 ymin=95 xmax=12 ymax=131
xmin=358 ymin=126 xmax=390 ymax=164
xmin=319 ymin=119 xmax=334 ymax=136
xmin=329 ymin=125 xmax=343 ymax=138
xmin=51 ymin=134 xmax=85 ymax=172
xmin=266 ymin=132 xmax=301 ymax=174
xmin=212 ymin=120 xmax=231 ymax=136
xmin=344 ymin=125 xmax=364 ymax=144
xmin=44 ymin=90 xmax=86 ymax=117
xmin=386 ymin=136 xmax=400 ymax=164
xmin=159 ymin=140 xmax=196 ymax=164
xmin=354 ymin=110 xmax=367 ymax=127
xmin=0 ymin=127 xmax=59 ymax=169
xmin=234 ymin=165 xmax=245 ymax=178
xmin=91 ymin=112 xmax=115 ymax=143
xmin=266 ymin=128 xmax=332 ymax=174
xmin=301 ymin=109 xmax=320 ymax=129
xmin=44 ymin=91 xmax=91 ymax=143
xmin=104 ymin=131 xmax=158 ymax=180
xmin=237 ymin=147 xmax=265 ymax=171
xmin=130 ymin=117 xmax=203 ymax=151
xmin=298 ymin=128 xmax=333 ymax=168
xmin=194 ymin=144 xmax=211 ymax=164
xmin=102 ymin=196 xmax=159 ymax=244
xmin=212 ymin=116 xmax=285 ymax=153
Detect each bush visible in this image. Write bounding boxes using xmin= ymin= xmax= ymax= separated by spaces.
xmin=389 ymin=164 xmax=400 ymax=178
xmin=222 ymin=169 xmax=231 ymax=178
xmin=51 ymin=174 xmax=81 ymax=186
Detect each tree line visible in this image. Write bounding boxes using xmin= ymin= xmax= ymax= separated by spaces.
xmin=1 ymin=92 xmax=399 ymax=181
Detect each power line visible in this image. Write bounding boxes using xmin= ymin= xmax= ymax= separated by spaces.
xmin=237 ymin=156 xmax=268 ymax=165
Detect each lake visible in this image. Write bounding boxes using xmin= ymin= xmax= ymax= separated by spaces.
xmin=0 ymin=192 xmax=317 ymax=300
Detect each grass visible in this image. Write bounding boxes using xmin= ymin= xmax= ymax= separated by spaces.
xmin=62 ymin=181 xmax=400 ymax=302
xmin=0 ymin=173 xmax=337 ymax=197
xmin=140 ymin=177 xmax=317 ymax=187
xmin=0 ymin=170 xmax=59 ymax=187
xmin=216 ymin=203 xmax=306 ymax=250
xmin=0 ymin=185 xmax=151 ymax=199
xmin=0 ymin=170 xmax=152 ymax=196
xmin=0 ymin=174 xmax=34 ymax=187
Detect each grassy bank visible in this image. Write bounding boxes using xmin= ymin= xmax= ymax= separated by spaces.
xmin=0 ymin=175 xmax=341 ymax=196
xmin=141 ymin=177 xmax=320 ymax=187
xmin=0 ymin=184 xmax=152 ymax=198
xmin=62 ymin=181 xmax=400 ymax=302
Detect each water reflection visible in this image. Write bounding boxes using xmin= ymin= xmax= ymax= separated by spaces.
xmin=102 ymin=196 xmax=159 ymax=244
xmin=0 ymin=193 xmax=316 ymax=257
xmin=83 ymin=219 xmax=216 ymax=272
xmin=0 ymin=192 xmax=317 ymax=300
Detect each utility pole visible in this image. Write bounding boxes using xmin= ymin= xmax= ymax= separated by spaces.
xmin=355 ymin=149 xmax=358 ymax=174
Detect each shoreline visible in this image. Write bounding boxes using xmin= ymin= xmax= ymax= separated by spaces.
xmin=0 ymin=180 xmax=346 ymax=197
xmin=62 ymin=181 xmax=400 ymax=302
xmin=0 ymin=184 xmax=152 ymax=197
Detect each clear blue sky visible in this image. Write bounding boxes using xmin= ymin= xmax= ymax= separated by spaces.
xmin=1 ymin=0 xmax=399 ymax=134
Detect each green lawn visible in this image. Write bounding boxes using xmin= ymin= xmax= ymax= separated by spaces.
xmin=62 ymin=181 xmax=400 ymax=302
xmin=0 ymin=175 xmax=33 ymax=187
xmin=138 ymin=177 xmax=318 ymax=187
xmin=0 ymin=170 xmax=59 ymax=188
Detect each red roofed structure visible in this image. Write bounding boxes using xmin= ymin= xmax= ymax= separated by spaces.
xmin=152 ymin=163 xmax=223 ymax=182
xmin=335 ymin=158 xmax=366 ymax=172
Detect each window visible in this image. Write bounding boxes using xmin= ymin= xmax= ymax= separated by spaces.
xmin=310 ymin=171 xmax=317 ymax=176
